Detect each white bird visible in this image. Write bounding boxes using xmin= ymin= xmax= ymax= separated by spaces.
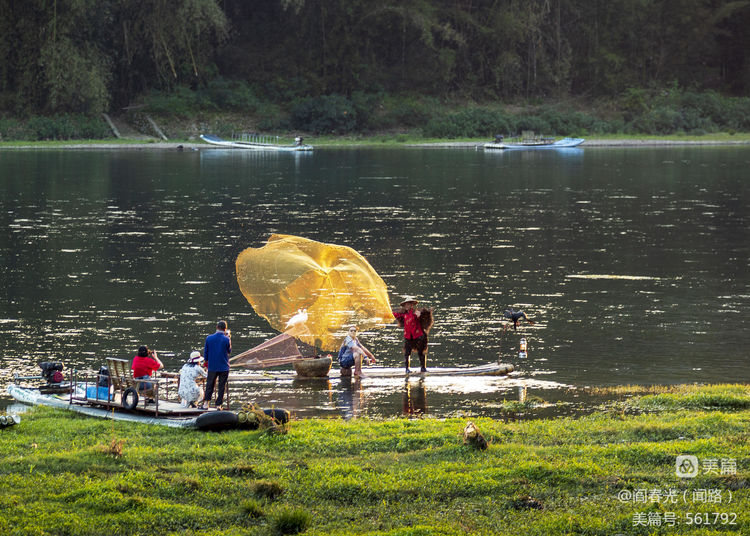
xmin=285 ymin=308 xmax=308 ymax=329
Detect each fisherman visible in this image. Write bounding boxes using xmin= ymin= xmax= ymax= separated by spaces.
xmin=393 ymin=297 xmax=432 ymax=374
xmin=503 ymin=308 xmax=535 ymax=331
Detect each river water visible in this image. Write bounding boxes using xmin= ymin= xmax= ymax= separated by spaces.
xmin=1 ymin=146 xmax=748 ymax=418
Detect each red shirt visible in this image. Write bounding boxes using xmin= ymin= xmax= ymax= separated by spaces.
xmin=393 ymin=309 xmax=425 ymax=340
xmin=131 ymin=355 xmax=160 ymax=378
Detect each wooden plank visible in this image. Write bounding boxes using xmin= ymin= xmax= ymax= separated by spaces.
xmin=146 ymin=115 xmax=168 ymax=140
xmin=101 ymin=113 xmax=121 ymax=139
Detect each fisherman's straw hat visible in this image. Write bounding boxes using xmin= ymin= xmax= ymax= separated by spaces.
xmin=400 ymin=296 xmax=419 ymax=306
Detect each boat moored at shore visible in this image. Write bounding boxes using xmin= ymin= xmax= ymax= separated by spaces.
xmin=200 ymin=134 xmax=313 ymax=151
xmin=484 ymin=131 xmax=584 ymax=150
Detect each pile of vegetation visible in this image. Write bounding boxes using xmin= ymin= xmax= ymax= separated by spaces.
xmin=1 ymin=383 xmax=747 ymax=535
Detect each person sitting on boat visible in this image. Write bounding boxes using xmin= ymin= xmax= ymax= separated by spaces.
xmin=131 ymin=345 xmax=163 ymax=394
xmin=494 ymin=134 xmax=504 ymax=143
xmin=295 ymin=136 xmax=304 ymax=146
xmin=393 ymin=297 xmax=433 ymax=374
xmin=338 ymin=325 xmax=376 ymax=378
xmin=178 ymin=351 xmax=208 ymax=408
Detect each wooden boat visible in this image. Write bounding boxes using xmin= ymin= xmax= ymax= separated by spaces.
xmin=7 ymin=383 xmax=289 ymax=431
xmin=485 ymin=132 xmax=584 ymax=150
xmin=200 ymin=134 xmax=313 ymax=151
xmin=7 ymin=383 xmax=203 ymax=428
xmin=333 ymin=362 xmax=514 ymax=378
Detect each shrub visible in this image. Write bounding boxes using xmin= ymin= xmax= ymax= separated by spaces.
xmin=350 ymin=91 xmax=383 ymax=131
xmin=271 ymin=508 xmax=311 ymax=535
xmin=424 ymin=107 xmax=511 ymax=138
xmin=252 ymin=480 xmax=284 ymax=500
xmin=513 ymin=115 xmax=552 ymax=135
xmin=240 ymin=498 xmax=265 ymax=519
xmin=144 ymin=86 xmax=202 ymax=117
xmin=21 ymin=114 xmax=111 ymax=140
xmin=620 ymin=87 xmax=650 ymax=121
xmin=376 ymin=95 xmax=437 ymax=130
xmin=0 ymin=117 xmax=29 ymax=140
xmin=290 ymin=94 xmax=358 ymax=134
xmin=201 ymin=78 xmax=260 ymax=112
xmin=536 ymin=107 xmax=598 ymax=135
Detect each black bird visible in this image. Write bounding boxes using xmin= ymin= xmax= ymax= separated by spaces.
xmin=503 ymin=308 xmax=535 ymax=330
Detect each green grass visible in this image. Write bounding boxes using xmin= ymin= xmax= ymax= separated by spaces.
xmin=2 ymin=131 xmax=750 ymax=149
xmin=1 ymin=384 xmax=748 ymax=535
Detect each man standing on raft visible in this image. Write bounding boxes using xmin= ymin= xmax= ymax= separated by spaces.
xmin=393 ymin=297 xmax=432 ymax=374
xmin=200 ymin=320 xmax=231 ymax=410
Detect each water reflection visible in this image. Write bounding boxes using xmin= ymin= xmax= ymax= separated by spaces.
xmin=337 ymin=376 xmax=366 ymax=419
xmin=402 ymin=378 xmax=428 ymax=416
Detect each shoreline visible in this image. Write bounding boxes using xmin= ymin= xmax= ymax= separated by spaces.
xmin=2 ymin=137 xmax=750 ymax=150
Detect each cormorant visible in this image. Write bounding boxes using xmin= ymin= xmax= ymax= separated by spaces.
xmin=503 ymin=308 xmax=535 ymax=330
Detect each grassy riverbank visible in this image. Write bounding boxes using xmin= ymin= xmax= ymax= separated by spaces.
xmin=1 ymin=384 xmax=747 ymax=535
xmin=1 ymin=131 xmax=750 ymax=150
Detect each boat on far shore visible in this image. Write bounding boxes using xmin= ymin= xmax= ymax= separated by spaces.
xmin=485 ymin=131 xmax=584 ymax=150
xmin=200 ymin=133 xmax=313 ymax=151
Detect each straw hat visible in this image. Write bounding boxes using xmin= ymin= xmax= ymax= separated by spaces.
xmin=400 ymin=296 xmax=419 ymax=306
xmin=188 ymin=351 xmax=203 ymax=364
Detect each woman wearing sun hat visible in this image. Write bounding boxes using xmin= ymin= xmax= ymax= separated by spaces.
xmin=393 ymin=297 xmax=429 ymax=374
xmin=178 ymin=351 xmax=208 ymax=408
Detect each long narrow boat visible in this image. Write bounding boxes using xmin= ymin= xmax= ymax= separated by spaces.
xmin=230 ymin=361 xmax=516 ymax=380
xmin=7 ymin=384 xmax=290 ymax=431
xmin=8 ymin=384 xmax=202 ymax=428
xmin=332 ymin=362 xmax=515 ymax=378
xmin=200 ymin=134 xmax=313 ymax=151
xmin=484 ymin=137 xmax=584 ymax=150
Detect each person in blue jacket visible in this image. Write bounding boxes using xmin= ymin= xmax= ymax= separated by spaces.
xmin=199 ymin=320 xmax=231 ymax=410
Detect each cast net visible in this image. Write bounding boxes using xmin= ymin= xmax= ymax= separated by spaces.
xmin=235 ymin=234 xmax=393 ymax=352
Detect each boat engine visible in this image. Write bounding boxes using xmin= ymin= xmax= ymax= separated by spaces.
xmin=38 ymin=362 xmax=64 ymax=385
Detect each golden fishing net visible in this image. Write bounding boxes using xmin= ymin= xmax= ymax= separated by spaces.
xmin=235 ymin=234 xmax=393 ymax=351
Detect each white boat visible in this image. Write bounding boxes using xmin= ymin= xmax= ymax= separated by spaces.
xmin=200 ymin=134 xmax=313 ymax=151
xmin=484 ymin=136 xmax=584 ymax=150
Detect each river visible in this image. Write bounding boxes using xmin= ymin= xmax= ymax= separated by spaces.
xmin=1 ymin=145 xmax=748 ymax=417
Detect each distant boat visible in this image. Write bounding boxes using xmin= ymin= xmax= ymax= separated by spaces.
xmin=485 ymin=131 xmax=584 ymax=150
xmin=200 ymin=134 xmax=313 ymax=152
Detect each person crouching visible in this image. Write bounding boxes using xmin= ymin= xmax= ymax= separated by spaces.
xmin=178 ymin=351 xmax=208 ymax=408
xmin=338 ymin=326 xmax=376 ymax=378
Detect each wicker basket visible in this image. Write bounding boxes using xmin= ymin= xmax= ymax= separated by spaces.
xmin=293 ymin=356 xmax=332 ymax=378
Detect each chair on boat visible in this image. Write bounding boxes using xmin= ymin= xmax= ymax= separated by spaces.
xmin=106 ymin=357 xmax=158 ymax=410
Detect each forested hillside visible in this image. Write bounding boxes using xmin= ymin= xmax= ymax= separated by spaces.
xmin=1 ymin=0 xmax=749 ymax=138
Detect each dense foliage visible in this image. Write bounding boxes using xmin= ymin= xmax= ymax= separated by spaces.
xmin=1 ymin=1 xmax=749 ymax=140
